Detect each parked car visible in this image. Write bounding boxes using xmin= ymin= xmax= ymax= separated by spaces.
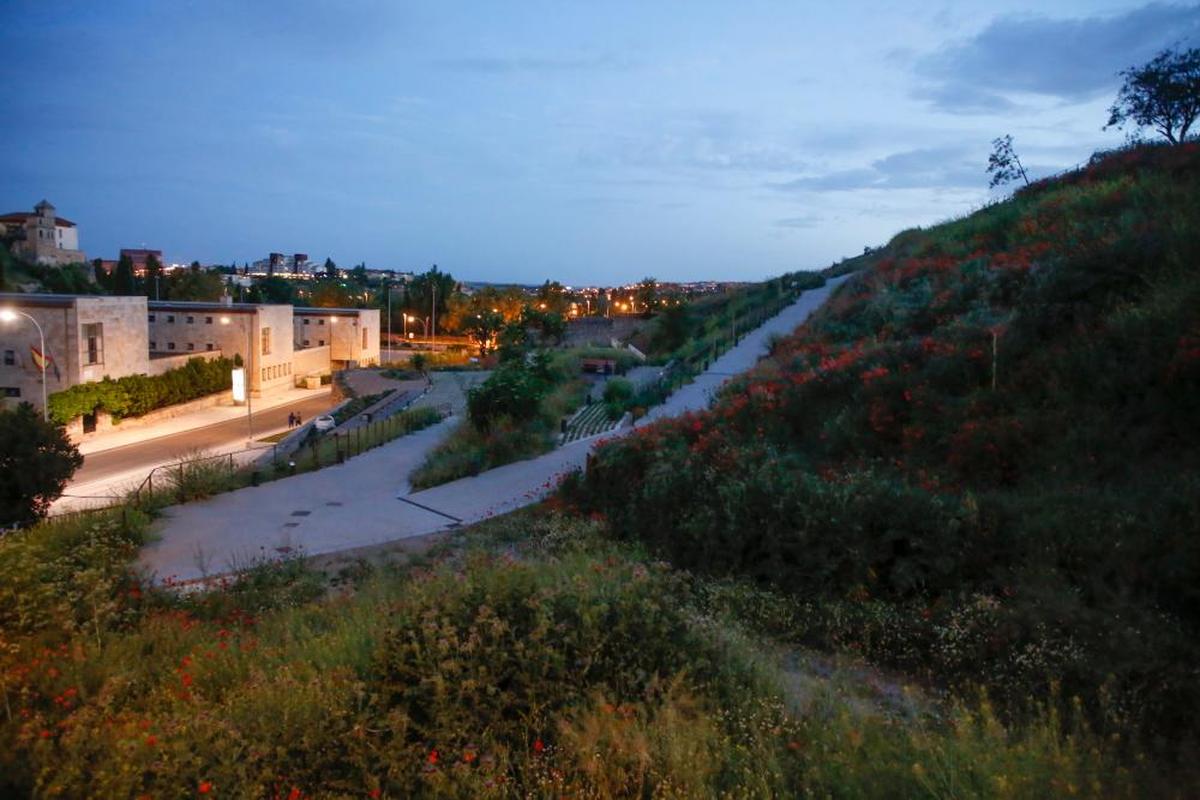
xmin=314 ymin=415 xmax=336 ymax=432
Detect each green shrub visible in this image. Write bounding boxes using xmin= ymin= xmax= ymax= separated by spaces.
xmin=48 ymin=356 xmax=236 ymax=424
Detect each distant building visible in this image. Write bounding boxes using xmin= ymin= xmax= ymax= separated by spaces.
xmin=0 ymin=200 xmax=86 ymax=265
xmin=119 ymin=249 xmax=164 ymax=273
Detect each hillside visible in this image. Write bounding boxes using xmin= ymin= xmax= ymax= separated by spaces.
xmin=579 ymin=142 xmax=1200 ymax=751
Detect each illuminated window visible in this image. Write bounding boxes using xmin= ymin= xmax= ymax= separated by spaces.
xmin=261 ymin=327 xmax=271 ymax=355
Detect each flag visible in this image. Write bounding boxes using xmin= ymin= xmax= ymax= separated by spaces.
xmin=30 ymin=346 xmax=61 ymax=381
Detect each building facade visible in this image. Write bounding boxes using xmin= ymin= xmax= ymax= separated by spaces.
xmin=0 ymin=293 xmax=380 ymax=415
xmin=0 ymin=200 xmax=87 ymax=266
xmin=293 ymin=307 xmax=380 ymax=369
xmin=0 ymin=293 xmax=150 ymax=410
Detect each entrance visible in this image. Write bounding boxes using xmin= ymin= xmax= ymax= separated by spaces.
xmin=82 ymin=412 xmax=97 ymax=434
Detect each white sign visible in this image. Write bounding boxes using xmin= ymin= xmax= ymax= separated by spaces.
xmin=231 ymin=367 xmax=246 ymax=403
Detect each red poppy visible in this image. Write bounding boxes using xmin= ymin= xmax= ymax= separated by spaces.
xmin=198 ymin=781 xmax=213 ymax=794
xmin=533 ymin=738 xmax=545 ymax=754
xmin=427 ymin=749 xmax=439 ymax=766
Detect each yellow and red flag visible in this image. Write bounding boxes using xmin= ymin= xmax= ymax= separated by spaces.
xmin=30 ymin=346 xmax=60 ymax=380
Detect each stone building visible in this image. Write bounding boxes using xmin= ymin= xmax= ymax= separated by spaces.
xmin=0 ymin=200 xmax=87 ymax=266
xmin=0 ymin=293 xmax=381 ymax=415
xmin=0 ymin=293 xmax=149 ymax=418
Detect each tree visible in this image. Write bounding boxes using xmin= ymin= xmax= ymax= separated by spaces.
xmin=466 ymin=310 xmax=506 ymax=356
xmin=1107 ymin=47 xmax=1200 ymax=144
xmin=0 ymin=402 xmax=83 ymax=526
xmin=166 ymin=268 xmax=225 ymax=301
xmin=987 ymin=135 xmax=1030 ymax=189
xmin=323 ymin=257 xmax=338 ymax=280
xmin=113 ymin=254 xmax=137 ymax=295
xmin=635 ymin=277 xmax=659 ymax=313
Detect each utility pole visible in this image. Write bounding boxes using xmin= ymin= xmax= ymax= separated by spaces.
xmin=385 ymin=281 xmax=392 ymax=366
xmin=431 ymin=280 xmax=437 ymax=350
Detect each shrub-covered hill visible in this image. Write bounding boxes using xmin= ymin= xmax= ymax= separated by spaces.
xmin=577 ymin=142 xmax=1200 ymax=744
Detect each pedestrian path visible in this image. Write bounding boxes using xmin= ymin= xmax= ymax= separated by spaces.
xmin=139 ymin=278 xmax=848 ymax=583
xmin=561 ymin=402 xmax=622 ymax=444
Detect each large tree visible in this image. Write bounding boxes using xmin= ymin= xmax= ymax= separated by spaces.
xmin=1107 ymin=47 xmax=1200 ymax=144
xmin=0 ymin=403 xmax=83 ymax=527
xmin=113 ymin=253 xmax=137 ymax=295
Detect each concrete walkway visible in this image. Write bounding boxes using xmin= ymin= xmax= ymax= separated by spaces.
xmin=140 ymin=279 xmax=846 ymax=582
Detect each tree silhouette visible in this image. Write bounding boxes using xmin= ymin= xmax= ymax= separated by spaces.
xmin=1107 ymin=47 xmax=1200 ymax=144
xmin=987 ymin=135 xmax=1030 ymax=189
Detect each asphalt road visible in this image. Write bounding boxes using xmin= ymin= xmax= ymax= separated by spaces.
xmin=73 ymin=392 xmax=336 ymax=486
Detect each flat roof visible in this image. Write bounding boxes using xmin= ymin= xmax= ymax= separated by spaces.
xmin=0 ymin=292 xmax=144 ymax=308
xmin=148 ymin=300 xmax=270 ymax=313
xmin=293 ymin=306 xmax=373 ymax=317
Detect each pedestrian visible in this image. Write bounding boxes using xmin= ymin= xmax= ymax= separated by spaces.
xmin=296 ymin=413 xmax=302 ymax=427
xmin=287 ymin=412 xmax=296 ymax=428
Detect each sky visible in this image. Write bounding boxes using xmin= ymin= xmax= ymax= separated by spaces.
xmin=1 ymin=1 xmax=1197 ymax=285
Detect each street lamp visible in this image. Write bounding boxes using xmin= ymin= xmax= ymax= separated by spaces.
xmin=0 ymin=309 xmax=47 ymax=420
xmin=220 ymin=315 xmax=253 ymax=444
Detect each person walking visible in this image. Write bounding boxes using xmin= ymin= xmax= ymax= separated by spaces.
xmin=287 ymin=412 xmax=296 ymax=428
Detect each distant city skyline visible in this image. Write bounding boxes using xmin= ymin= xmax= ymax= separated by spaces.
xmin=2 ymin=1 xmax=1196 ymax=285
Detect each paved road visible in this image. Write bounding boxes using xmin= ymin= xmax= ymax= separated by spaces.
xmin=141 ymin=278 xmax=848 ymax=582
xmin=71 ymin=393 xmax=335 ymax=488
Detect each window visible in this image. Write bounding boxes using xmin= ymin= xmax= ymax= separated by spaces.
xmin=362 ymin=328 xmax=368 ymax=349
xmin=168 ymin=342 xmax=176 ymax=351
xmin=148 ymin=313 xmax=156 ymax=322
xmin=303 ymin=318 xmax=310 ymax=325
xmin=83 ymin=323 xmax=104 ymax=365
xmin=3 ymin=350 xmax=13 ymax=366
xmin=150 ymin=341 xmax=156 ymax=351
xmin=206 ymin=343 xmax=214 ymax=351
xmin=2 ymin=387 xmax=19 ymax=398
xmin=187 ymin=343 xmax=195 ymax=351
xmin=185 ymin=315 xmax=193 ymax=324
xmin=318 ymin=319 xmax=325 ymax=326
xmin=318 ymin=339 xmax=325 ymax=346
xmin=261 ymin=327 xmax=271 ymax=355
xmin=303 ymin=339 xmax=310 ymax=347
xmin=205 ymin=316 xmax=213 ymax=324
xmin=167 ymin=315 xmax=175 ymax=323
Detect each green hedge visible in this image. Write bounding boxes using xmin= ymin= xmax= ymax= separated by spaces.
xmin=48 ymin=356 xmax=237 ymax=425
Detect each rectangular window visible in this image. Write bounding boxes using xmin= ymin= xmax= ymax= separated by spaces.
xmin=206 ymin=343 xmax=214 ymax=351
xmin=2 ymin=387 xmax=20 ymax=398
xmin=148 ymin=313 xmax=156 ymax=322
xmin=205 ymin=316 xmax=213 ymax=324
xmin=303 ymin=318 xmax=310 ymax=325
xmin=167 ymin=314 xmax=175 ymax=323
xmin=303 ymin=339 xmax=310 ymax=347
xmin=318 ymin=339 xmax=325 ymax=346
xmin=83 ymin=323 xmax=104 ymax=365
xmin=362 ymin=328 xmax=368 ymax=349
xmin=187 ymin=343 xmax=195 ymax=351
xmin=186 ymin=315 xmax=194 ymax=324
xmin=3 ymin=350 xmax=13 ymax=366
xmin=318 ymin=319 xmax=325 ymax=326
xmin=261 ymin=327 xmax=271 ymax=355
xmin=168 ymin=342 xmax=176 ymax=351
xmin=150 ymin=341 xmax=156 ymax=351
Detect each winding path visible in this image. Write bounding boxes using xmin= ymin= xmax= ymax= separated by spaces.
xmin=139 ymin=277 xmax=848 ymax=582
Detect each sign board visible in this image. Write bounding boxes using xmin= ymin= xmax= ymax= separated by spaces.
xmin=231 ymin=367 xmax=246 ymax=403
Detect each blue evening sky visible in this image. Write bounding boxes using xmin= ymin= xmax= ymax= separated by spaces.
xmin=1 ymin=1 xmax=1196 ymax=284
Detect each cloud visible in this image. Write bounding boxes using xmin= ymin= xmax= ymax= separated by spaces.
xmin=917 ymin=3 xmax=1200 ymax=113
xmin=582 ymin=133 xmax=807 ymax=174
xmin=768 ymin=147 xmax=981 ymax=192
xmin=437 ymin=54 xmax=627 ymax=74
xmin=774 ymin=214 xmax=822 ymax=229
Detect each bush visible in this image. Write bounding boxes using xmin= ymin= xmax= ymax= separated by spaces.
xmin=47 ymin=356 xmax=236 ymax=424
xmin=0 ymin=403 xmax=83 ymax=526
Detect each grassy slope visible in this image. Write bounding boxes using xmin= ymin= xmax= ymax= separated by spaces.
xmin=578 ymin=142 xmax=1200 ymax=758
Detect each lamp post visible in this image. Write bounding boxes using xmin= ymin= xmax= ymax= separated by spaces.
xmin=385 ymin=281 xmax=392 ymax=366
xmin=220 ymin=315 xmax=253 ymax=444
xmin=0 ymin=309 xmax=47 ymax=420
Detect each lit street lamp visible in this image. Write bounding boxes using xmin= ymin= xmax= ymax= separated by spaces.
xmin=0 ymin=308 xmax=47 ymax=420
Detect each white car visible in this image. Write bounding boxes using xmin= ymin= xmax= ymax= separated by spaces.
xmin=313 ymin=414 xmax=336 ymax=432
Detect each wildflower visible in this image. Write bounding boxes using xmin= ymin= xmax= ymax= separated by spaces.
xmin=145 ymin=735 xmax=158 ymax=747
xmin=198 ymin=781 xmax=213 ymax=794
xmin=533 ymin=738 xmax=545 ymax=754
xmin=369 ymin=790 xmax=381 ymax=799
xmin=427 ymin=749 xmax=439 ymax=766
xmin=287 ymin=788 xmax=302 ymax=800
